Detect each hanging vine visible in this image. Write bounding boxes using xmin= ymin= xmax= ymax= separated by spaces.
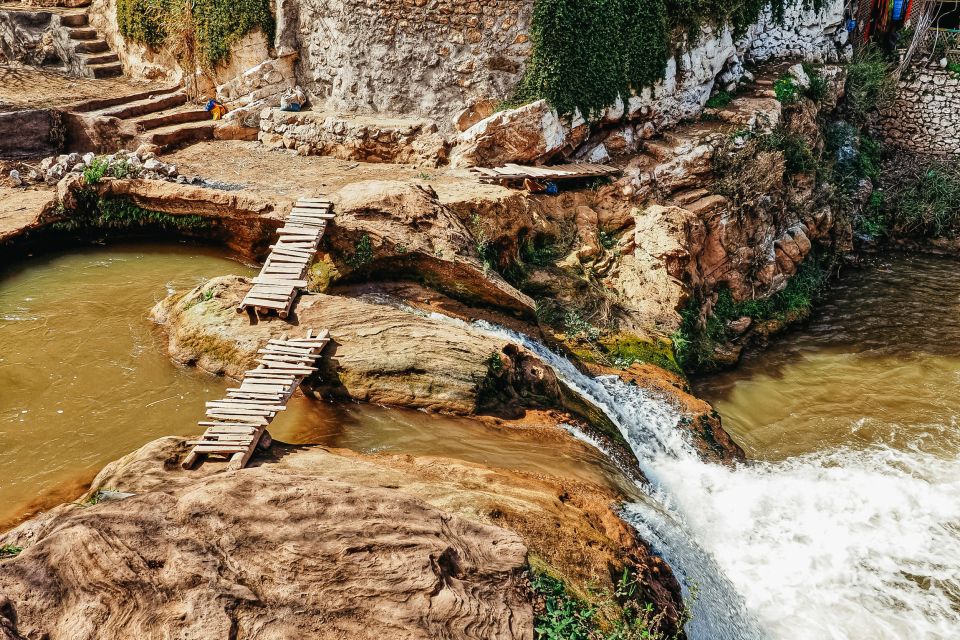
xmin=116 ymin=0 xmax=274 ymax=68
xmin=517 ymin=0 xmax=798 ymax=118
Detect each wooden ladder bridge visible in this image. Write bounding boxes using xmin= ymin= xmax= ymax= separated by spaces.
xmin=184 ymin=197 xmax=336 ymax=470
xmin=238 ymin=197 xmax=335 ymax=319
xmin=182 ymin=330 xmax=330 ymax=470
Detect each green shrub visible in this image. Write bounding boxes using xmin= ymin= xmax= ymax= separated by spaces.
xmin=770 ymin=129 xmax=817 ymax=173
xmin=52 ymin=191 xmax=207 ymax=233
xmin=346 ymin=234 xmax=374 ymax=269
xmin=673 ymin=256 xmax=830 ymax=370
xmin=844 ymin=45 xmax=896 ymax=125
xmin=116 ymin=0 xmax=274 ymax=67
xmin=82 ymin=157 xmax=109 ymax=185
xmin=705 ymin=90 xmax=734 ymax=109
xmin=515 ymin=0 xmax=668 ymax=119
xmin=856 ymin=190 xmax=887 ymax=237
xmin=116 ymin=0 xmax=174 ymax=48
xmin=773 ymin=75 xmax=798 ymax=103
xmin=191 ymin=0 xmax=274 ymax=66
xmin=803 ymin=63 xmax=828 ymax=103
xmin=531 ymin=568 xmax=679 ymax=640
xmin=889 ymin=160 xmax=960 ymax=237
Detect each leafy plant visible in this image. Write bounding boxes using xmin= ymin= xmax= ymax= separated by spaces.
xmin=705 ymin=90 xmax=734 ymax=109
xmin=346 ymin=234 xmax=374 ymax=269
xmin=673 ymin=256 xmax=831 ymax=370
xmin=83 ymin=157 xmax=109 ymax=185
xmin=843 ymin=45 xmax=896 ymax=125
xmin=0 ymin=545 xmax=22 ymax=558
xmin=51 ymin=191 xmax=208 ymax=233
xmin=773 ymin=75 xmax=798 ymax=103
xmin=531 ymin=568 xmax=681 ymax=640
xmin=803 ymin=63 xmax=828 ymax=103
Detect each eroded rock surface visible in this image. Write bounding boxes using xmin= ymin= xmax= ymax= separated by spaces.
xmin=153 ymin=276 xmax=556 ymax=416
xmin=0 ymin=440 xmax=532 ymax=640
xmin=326 ymin=180 xmax=535 ymax=318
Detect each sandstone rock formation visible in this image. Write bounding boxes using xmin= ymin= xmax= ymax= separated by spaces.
xmin=0 ymin=440 xmax=532 ymax=640
xmin=152 ymin=276 xmax=555 ymax=416
xmin=0 ymin=434 xmax=685 ymax=640
xmin=325 ymin=180 xmax=535 ymax=318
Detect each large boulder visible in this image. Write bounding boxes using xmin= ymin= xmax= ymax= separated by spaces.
xmin=450 ymin=100 xmax=574 ymax=168
xmin=327 ymin=180 xmax=535 ymax=318
xmin=0 ymin=440 xmax=532 ymax=640
xmin=152 ymin=278 xmax=557 ymax=416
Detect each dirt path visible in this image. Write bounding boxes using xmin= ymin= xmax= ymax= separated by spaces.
xmin=164 ymin=140 xmax=516 ymax=204
xmin=0 ymin=63 xmax=152 ymax=110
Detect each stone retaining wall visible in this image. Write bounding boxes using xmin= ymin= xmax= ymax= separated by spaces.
xmin=258 ymin=108 xmax=448 ymax=166
xmin=0 ymin=109 xmax=63 ymax=159
xmin=279 ymin=0 xmax=532 ymax=133
xmin=877 ymin=68 xmax=960 ymax=155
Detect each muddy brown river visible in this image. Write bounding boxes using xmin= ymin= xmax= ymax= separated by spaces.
xmin=0 ymin=243 xmax=622 ymax=529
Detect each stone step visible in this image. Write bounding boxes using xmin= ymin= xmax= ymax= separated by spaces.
xmin=70 ymin=85 xmax=181 ymax=113
xmin=68 ymin=27 xmax=98 ymax=40
xmin=98 ymin=90 xmax=187 ymax=119
xmin=642 ymin=140 xmax=676 ymax=163
xmin=133 ymin=107 xmax=209 ymax=132
xmin=671 ymin=187 xmax=711 ymax=206
xmin=89 ymin=62 xmax=122 ymax=79
xmin=73 ymin=39 xmax=110 ymax=54
xmin=59 ymin=13 xmax=88 ymax=27
xmin=142 ymin=120 xmax=216 ymax=150
xmin=82 ymin=51 xmax=119 ymax=65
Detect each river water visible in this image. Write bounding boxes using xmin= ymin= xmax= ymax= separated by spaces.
xmin=0 ymin=244 xmax=622 ymax=529
xmin=467 ymin=253 xmax=960 ymax=640
xmin=3 ymin=245 xmax=958 ymax=638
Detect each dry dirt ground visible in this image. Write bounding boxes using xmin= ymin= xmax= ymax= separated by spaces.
xmin=0 ymin=185 xmax=52 ymax=242
xmin=0 ymin=63 xmax=155 ymax=110
xmin=164 ymin=140 xmax=516 ymax=205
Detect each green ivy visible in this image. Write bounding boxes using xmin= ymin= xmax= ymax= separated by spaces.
xmin=117 ymin=0 xmax=173 ymax=48
xmin=517 ymin=0 xmax=792 ymax=118
xmin=515 ymin=0 xmax=668 ymax=119
xmin=116 ymin=0 xmax=274 ymax=67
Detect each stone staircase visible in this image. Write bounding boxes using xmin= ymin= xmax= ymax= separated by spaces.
xmin=71 ymin=86 xmax=216 ymax=152
xmin=53 ymin=6 xmax=123 ymax=79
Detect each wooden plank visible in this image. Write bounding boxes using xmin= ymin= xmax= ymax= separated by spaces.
xmin=204 ymin=415 xmax=272 ymax=425
xmin=252 ymin=278 xmax=308 ymax=287
xmin=193 ymin=445 xmax=249 ymax=454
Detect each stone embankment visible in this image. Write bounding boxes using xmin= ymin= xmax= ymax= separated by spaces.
xmin=877 ymin=68 xmax=960 ymax=156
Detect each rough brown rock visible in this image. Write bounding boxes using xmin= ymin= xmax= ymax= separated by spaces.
xmin=450 ymin=100 xmax=570 ymax=168
xmin=152 ymin=276 xmax=557 ymax=416
xmin=327 ymin=180 xmax=535 ymax=318
xmin=0 ymin=440 xmax=532 ymax=640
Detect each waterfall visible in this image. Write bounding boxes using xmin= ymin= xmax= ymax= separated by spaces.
xmin=462 ymin=319 xmax=960 ymax=640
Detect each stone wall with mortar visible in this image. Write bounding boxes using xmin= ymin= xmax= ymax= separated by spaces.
xmin=278 ymin=0 xmax=532 ymax=133
xmin=876 ymin=69 xmax=960 ymax=155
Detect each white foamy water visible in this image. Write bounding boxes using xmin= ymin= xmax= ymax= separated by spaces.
xmin=466 ymin=320 xmax=960 ymax=640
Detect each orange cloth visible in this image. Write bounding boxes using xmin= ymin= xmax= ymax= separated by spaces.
xmin=211 ymin=104 xmax=228 ymax=120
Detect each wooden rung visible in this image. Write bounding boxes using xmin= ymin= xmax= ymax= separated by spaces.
xmin=191 ymin=445 xmax=249 ymax=454
xmin=204 ymin=425 xmax=260 ymax=434
xmin=252 ymin=278 xmax=308 ymax=287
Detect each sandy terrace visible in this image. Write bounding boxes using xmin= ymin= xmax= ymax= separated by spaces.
xmin=0 ymin=63 xmax=154 ymax=110
xmin=163 ymin=140 xmax=516 ymax=205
